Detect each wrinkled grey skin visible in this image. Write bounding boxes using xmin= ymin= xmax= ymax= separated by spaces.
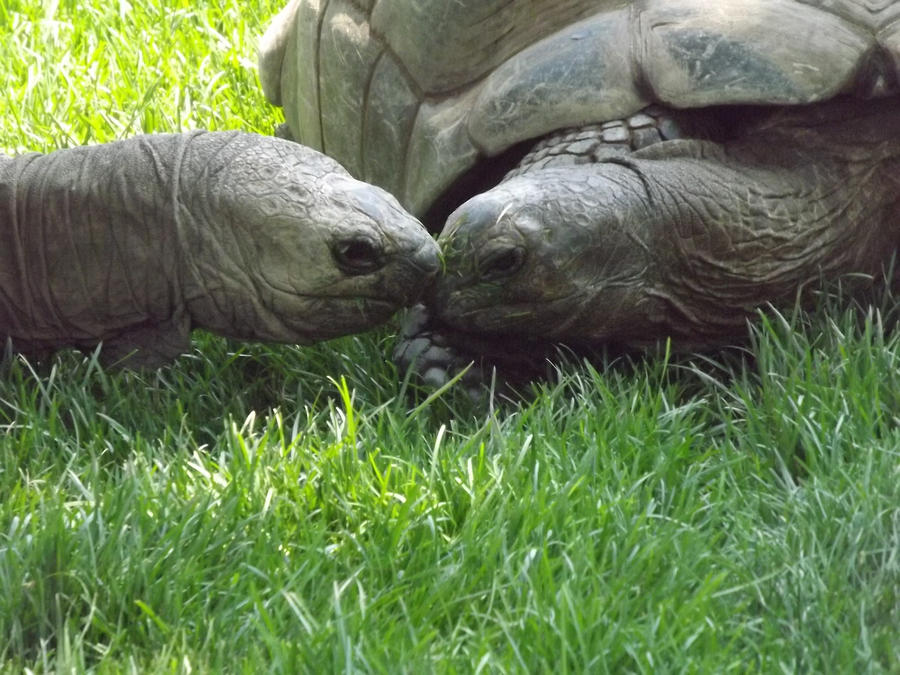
xmin=434 ymin=98 xmax=900 ymax=348
xmin=1 ymin=131 xmax=439 ymax=367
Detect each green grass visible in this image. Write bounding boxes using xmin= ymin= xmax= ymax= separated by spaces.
xmin=2 ymin=0 xmax=899 ymax=671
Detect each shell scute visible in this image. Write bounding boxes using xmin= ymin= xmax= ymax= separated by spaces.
xmin=637 ymin=0 xmax=874 ymax=106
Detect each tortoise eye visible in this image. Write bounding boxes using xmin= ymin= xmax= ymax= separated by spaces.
xmin=479 ymin=246 xmax=525 ymax=281
xmin=332 ymin=238 xmax=384 ymax=275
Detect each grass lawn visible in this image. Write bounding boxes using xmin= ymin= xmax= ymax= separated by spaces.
xmin=2 ymin=0 xmax=899 ymax=671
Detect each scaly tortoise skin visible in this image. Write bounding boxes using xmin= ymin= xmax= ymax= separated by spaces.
xmin=260 ymin=1 xmax=900 ymax=382
xmin=1 ymin=131 xmax=439 ymax=367
xmin=434 ymin=97 xmax=900 ymax=348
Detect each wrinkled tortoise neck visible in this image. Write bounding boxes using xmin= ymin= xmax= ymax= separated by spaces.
xmin=638 ymin=98 xmax=900 ymax=344
xmin=172 ymin=132 xmax=286 ymax=341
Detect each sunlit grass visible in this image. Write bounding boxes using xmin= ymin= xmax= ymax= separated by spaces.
xmin=2 ymin=0 xmax=899 ymax=671
xmin=0 ymin=0 xmax=280 ymax=152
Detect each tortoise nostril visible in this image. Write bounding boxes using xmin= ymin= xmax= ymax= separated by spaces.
xmin=333 ymin=238 xmax=384 ymax=275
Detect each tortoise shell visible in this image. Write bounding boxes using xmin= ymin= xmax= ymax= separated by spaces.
xmin=259 ymin=0 xmax=900 ymax=217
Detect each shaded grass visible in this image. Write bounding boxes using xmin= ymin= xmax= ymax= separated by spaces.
xmin=2 ymin=0 xmax=899 ymax=671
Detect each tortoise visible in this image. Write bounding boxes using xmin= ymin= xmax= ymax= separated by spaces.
xmin=259 ymin=1 xmax=900 ymax=379
xmin=1 ymin=131 xmax=439 ymax=367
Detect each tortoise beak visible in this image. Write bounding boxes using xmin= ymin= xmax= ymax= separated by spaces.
xmin=395 ymin=237 xmax=441 ymax=306
xmin=411 ymin=238 xmax=441 ymax=281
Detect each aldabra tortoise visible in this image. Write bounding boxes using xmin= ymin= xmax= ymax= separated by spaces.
xmin=434 ymin=97 xmax=900 ymax=350
xmin=260 ymin=1 xmax=900 ymax=379
xmin=1 ymin=131 xmax=439 ymax=367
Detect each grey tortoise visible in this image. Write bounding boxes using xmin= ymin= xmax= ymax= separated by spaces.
xmin=1 ymin=131 xmax=439 ymax=367
xmin=260 ymin=1 xmax=900 ymax=385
